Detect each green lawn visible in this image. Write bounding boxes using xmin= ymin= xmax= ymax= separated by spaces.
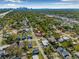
xmin=74 ymin=44 xmax=79 ymax=51
xmin=39 ymin=52 xmax=44 ymax=59
xmin=0 ymin=38 xmax=2 ymax=45
xmin=60 ymin=41 xmax=72 ymax=48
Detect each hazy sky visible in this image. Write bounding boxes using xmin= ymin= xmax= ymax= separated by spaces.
xmin=0 ymin=0 xmax=79 ymax=9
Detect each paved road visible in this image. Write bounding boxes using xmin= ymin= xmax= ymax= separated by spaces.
xmin=30 ymin=27 xmax=48 ymax=59
xmin=0 ymin=10 xmax=13 ymax=18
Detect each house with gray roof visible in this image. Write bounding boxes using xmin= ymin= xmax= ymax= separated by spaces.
xmin=56 ymin=47 xmax=70 ymax=59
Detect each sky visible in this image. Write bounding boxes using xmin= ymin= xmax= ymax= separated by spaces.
xmin=0 ymin=0 xmax=79 ymax=9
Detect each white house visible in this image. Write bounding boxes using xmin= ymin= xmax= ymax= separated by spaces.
xmin=75 ymin=52 xmax=79 ymax=58
xmin=25 ymin=28 xmax=30 ymax=32
xmin=32 ymin=55 xmax=39 ymax=59
xmin=48 ymin=36 xmax=56 ymax=42
xmin=0 ymin=45 xmax=10 ymax=50
xmin=58 ymin=38 xmax=64 ymax=42
xmin=63 ymin=36 xmax=69 ymax=40
xmin=42 ymin=39 xmax=49 ymax=46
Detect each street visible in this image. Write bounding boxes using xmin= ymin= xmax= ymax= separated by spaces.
xmin=30 ymin=27 xmax=48 ymax=59
xmin=0 ymin=10 xmax=13 ymax=18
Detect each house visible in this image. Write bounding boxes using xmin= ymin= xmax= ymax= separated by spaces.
xmin=32 ymin=48 xmax=39 ymax=59
xmin=0 ymin=50 xmax=5 ymax=57
xmin=35 ymin=30 xmax=45 ymax=37
xmin=75 ymin=52 xmax=79 ymax=58
xmin=35 ymin=31 xmax=42 ymax=37
xmin=58 ymin=36 xmax=70 ymax=42
xmin=17 ymin=36 xmax=21 ymax=40
xmin=33 ymin=48 xmax=39 ymax=55
xmin=0 ymin=45 xmax=10 ymax=57
xmin=23 ymin=28 xmax=30 ymax=32
xmin=22 ymin=36 xmax=26 ymax=40
xmin=42 ymin=39 xmax=49 ymax=47
xmin=47 ymin=36 xmax=56 ymax=43
xmin=0 ymin=45 xmax=10 ymax=51
xmin=3 ymin=33 xmax=10 ymax=38
xmin=28 ymin=43 xmax=32 ymax=48
xmin=19 ymin=41 xmax=24 ymax=47
xmin=32 ymin=55 xmax=39 ymax=59
xmin=27 ymin=35 xmax=32 ymax=41
xmin=58 ymin=38 xmax=64 ymax=42
xmin=23 ymin=19 xmax=29 ymax=28
xmin=72 ymin=42 xmax=77 ymax=45
xmin=12 ymin=29 xmax=18 ymax=34
xmin=13 ymin=56 xmax=21 ymax=59
xmin=0 ymin=25 xmax=3 ymax=30
xmin=63 ymin=36 xmax=69 ymax=41
xmin=25 ymin=28 xmax=30 ymax=32
xmin=56 ymin=47 xmax=70 ymax=59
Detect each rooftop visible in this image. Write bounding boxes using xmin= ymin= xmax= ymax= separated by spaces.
xmin=42 ymin=39 xmax=49 ymax=46
xmin=75 ymin=52 xmax=79 ymax=57
xmin=57 ymin=47 xmax=70 ymax=59
xmin=32 ymin=55 xmax=39 ymax=59
xmin=0 ymin=45 xmax=10 ymax=50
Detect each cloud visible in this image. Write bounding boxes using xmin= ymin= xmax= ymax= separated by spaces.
xmin=0 ymin=3 xmax=79 ymax=9
xmin=50 ymin=2 xmax=73 ymax=5
xmin=0 ymin=1 xmax=79 ymax=9
xmin=0 ymin=4 xmax=26 ymax=8
xmin=27 ymin=2 xmax=79 ymax=9
xmin=4 ymin=0 xmax=27 ymax=3
xmin=4 ymin=0 xmax=21 ymax=2
xmin=61 ymin=0 xmax=79 ymax=2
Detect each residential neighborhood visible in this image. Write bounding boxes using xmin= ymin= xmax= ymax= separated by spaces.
xmin=0 ymin=2 xmax=79 ymax=59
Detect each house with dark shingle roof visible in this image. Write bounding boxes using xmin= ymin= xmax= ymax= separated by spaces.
xmin=56 ymin=47 xmax=70 ymax=59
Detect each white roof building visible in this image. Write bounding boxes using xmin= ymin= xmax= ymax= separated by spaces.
xmin=58 ymin=36 xmax=70 ymax=42
xmin=0 ymin=45 xmax=10 ymax=50
xmin=42 ymin=39 xmax=49 ymax=46
xmin=48 ymin=36 xmax=56 ymax=42
xmin=75 ymin=52 xmax=79 ymax=57
xmin=32 ymin=55 xmax=39 ymax=59
xmin=63 ymin=36 xmax=69 ymax=40
xmin=25 ymin=28 xmax=30 ymax=32
xmin=0 ymin=45 xmax=10 ymax=57
xmin=58 ymin=38 xmax=64 ymax=42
